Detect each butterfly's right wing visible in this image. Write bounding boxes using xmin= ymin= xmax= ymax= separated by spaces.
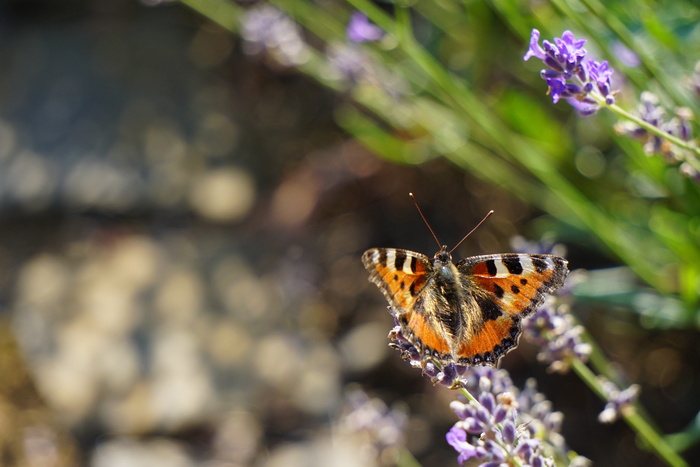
xmin=363 ymin=248 xmax=456 ymax=357
xmin=361 ymin=248 xmax=433 ymax=314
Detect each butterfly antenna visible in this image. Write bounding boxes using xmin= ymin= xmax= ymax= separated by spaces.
xmin=449 ymin=210 xmax=494 ymax=254
xmin=409 ymin=193 xmax=442 ymax=250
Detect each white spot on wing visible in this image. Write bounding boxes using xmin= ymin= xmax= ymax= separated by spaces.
xmin=495 ymin=259 xmax=510 ymax=276
xmin=519 ymin=255 xmax=534 ymax=272
xmin=402 ymin=256 xmax=414 ymax=274
xmin=386 ymin=249 xmax=396 ymax=269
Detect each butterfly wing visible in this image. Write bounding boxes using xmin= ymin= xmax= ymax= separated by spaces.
xmin=450 ymin=253 xmax=569 ymax=364
xmin=362 ymin=248 xmax=456 ymax=358
xmin=361 ymin=248 xmax=432 ymax=313
xmin=458 ymin=253 xmax=568 ymax=317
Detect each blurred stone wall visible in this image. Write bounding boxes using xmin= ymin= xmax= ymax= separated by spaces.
xmin=0 ymin=1 xmax=344 ymax=464
xmin=0 ymin=1 xmax=541 ymax=466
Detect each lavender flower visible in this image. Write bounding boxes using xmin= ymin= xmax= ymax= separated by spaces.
xmin=524 ymin=29 xmax=616 ymax=115
xmin=614 ymin=92 xmax=698 ymax=181
xmin=448 ymin=393 xmax=549 ymax=466
xmin=327 ymin=44 xmax=375 ymax=84
xmin=326 ymin=43 xmax=407 ymax=99
xmin=240 ymin=5 xmax=309 ymax=67
xmin=339 ymin=388 xmax=408 ymax=460
xmin=447 ymin=366 xmax=589 ymax=466
xmin=347 ymin=12 xmax=384 ymax=43
xmin=522 ymin=297 xmax=592 ymax=373
xmin=597 ymin=378 xmax=640 ymax=423
xmin=612 ymin=41 xmax=641 ymax=68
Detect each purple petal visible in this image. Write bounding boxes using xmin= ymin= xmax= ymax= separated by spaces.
xmin=479 ymin=392 xmax=496 ymax=413
xmin=566 ymin=97 xmax=600 ymax=115
xmin=464 ymin=419 xmax=483 ymax=434
xmin=545 ymin=78 xmax=568 ymax=103
xmin=544 ymin=56 xmax=565 ymax=72
xmin=502 ymin=420 xmax=516 ymax=445
xmin=560 ymin=30 xmax=587 ymax=51
xmin=423 ymin=361 xmax=439 ymax=378
xmin=612 ymin=41 xmax=641 ymax=67
xmin=475 ymin=406 xmax=491 ymax=425
xmin=493 ymin=405 xmax=508 ymax=424
xmin=542 ymin=69 xmax=563 ymax=79
xmin=347 ymin=12 xmax=384 ymax=43
xmin=523 ymin=29 xmax=546 ymax=61
xmin=446 ymin=426 xmax=479 ymax=464
xmin=446 ymin=425 xmax=466 ymax=445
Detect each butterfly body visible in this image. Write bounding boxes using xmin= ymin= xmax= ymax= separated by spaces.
xmin=362 ymin=246 xmax=569 ymax=366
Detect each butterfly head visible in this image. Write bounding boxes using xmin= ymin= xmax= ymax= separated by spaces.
xmin=433 ymin=245 xmax=452 ymax=265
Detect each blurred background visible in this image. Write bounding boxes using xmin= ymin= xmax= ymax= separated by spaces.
xmin=0 ymin=0 xmax=698 ymax=466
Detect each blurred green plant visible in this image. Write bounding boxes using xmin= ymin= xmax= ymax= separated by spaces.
xmin=179 ymin=0 xmax=699 ymax=465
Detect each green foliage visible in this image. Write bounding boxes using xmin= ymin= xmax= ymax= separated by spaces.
xmin=288 ymin=0 xmax=700 ymax=312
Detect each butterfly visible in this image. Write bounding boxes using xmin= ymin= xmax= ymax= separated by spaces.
xmin=361 ymin=198 xmax=569 ymax=367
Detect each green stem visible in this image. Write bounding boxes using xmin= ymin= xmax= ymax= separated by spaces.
xmin=458 ymin=385 xmax=477 ymax=403
xmin=397 ymin=446 xmax=424 ymax=467
xmin=665 ymin=414 xmax=700 ymax=453
xmin=179 ymin=0 xmax=241 ymax=32
xmin=586 ymin=93 xmax=700 ymax=173
xmin=571 ymin=359 xmax=688 ymax=467
xmin=605 ymin=102 xmax=700 ymax=173
xmin=609 ymin=103 xmax=698 ymax=154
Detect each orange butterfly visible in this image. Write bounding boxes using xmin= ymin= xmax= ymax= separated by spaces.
xmin=362 ymin=195 xmax=569 ymax=367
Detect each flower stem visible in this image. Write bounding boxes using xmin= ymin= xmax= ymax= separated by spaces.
xmin=570 ymin=358 xmax=688 ymax=467
xmin=397 ymin=446 xmax=424 ymax=467
xmin=590 ymin=93 xmax=700 ymax=173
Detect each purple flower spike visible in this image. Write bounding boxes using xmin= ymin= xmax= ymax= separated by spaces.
xmin=347 ymin=12 xmax=384 ymax=43
xmin=614 ymin=92 xmax=698 ymax=182
xmin=522 ymin=296 xmax=591 ymax=373
xmin=524 ymin=29 xmax=616 ymax=114
xmin=612 ymin=41 xmax=641 ymax=67
xmin=339 ymin=389 xmax=408 ymax=459
xmin=598 ymin=379 xmax=640 ymax=423
xmin=240 ymin=5 xmax=309 ymax=67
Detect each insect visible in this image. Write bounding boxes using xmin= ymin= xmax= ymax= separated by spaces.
xmin=362 ymin=194 xmax=569 ymax=367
